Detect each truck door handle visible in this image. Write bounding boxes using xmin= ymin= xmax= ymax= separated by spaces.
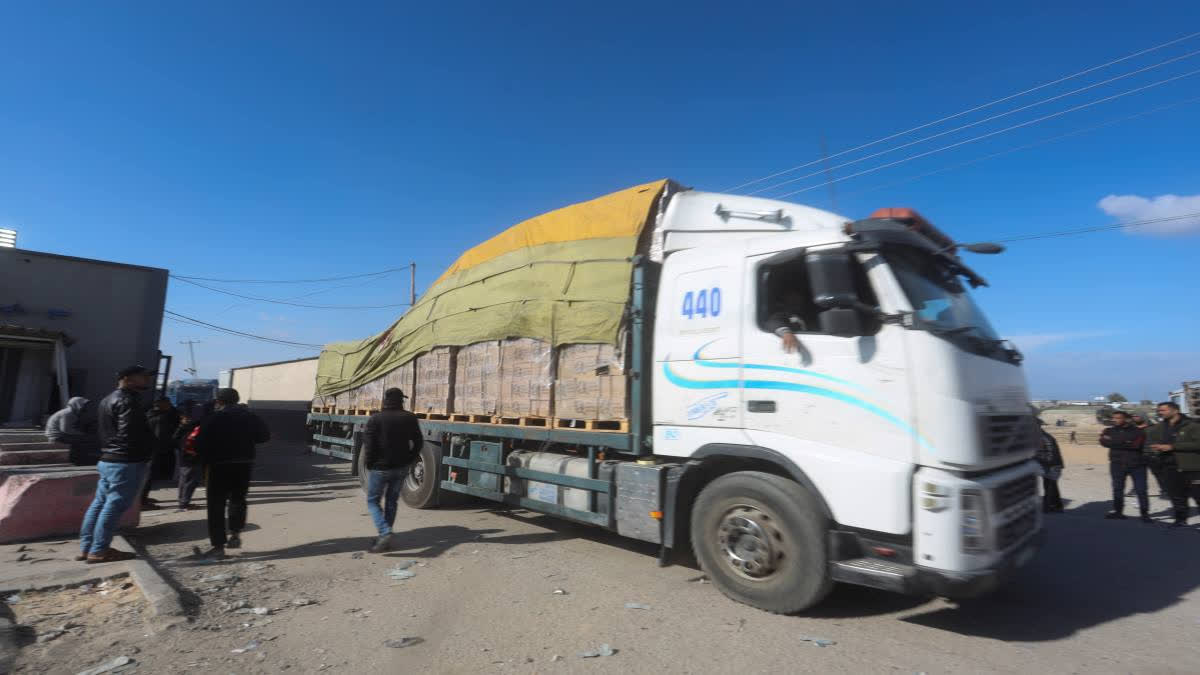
xmin=747 ymin=400 xmax=776 ymax=413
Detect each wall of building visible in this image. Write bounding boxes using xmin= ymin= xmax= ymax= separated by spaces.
xmin=0 ymin=248 xmax=167 ymax=411
xmin=230 ymin=357 xmax=318 ymax=443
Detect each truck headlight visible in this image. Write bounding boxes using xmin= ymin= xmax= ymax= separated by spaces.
xmin=961 ymin=488 xmax=988 ymax=552
xmin=920 ymin=481 xmax=950 ymax=511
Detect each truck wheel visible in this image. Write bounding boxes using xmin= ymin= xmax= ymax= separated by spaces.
xmin=401 ymin=443 xmax=440 ymax=509
xmin=690 ymin=471 xmax=831 ymax=614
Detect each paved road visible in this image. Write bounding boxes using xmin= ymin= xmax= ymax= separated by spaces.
xmin=108 ymin=444 xmax=1200 ymax=673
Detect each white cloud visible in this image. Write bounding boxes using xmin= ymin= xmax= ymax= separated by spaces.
xmin=1097 ymin=193 xmax=1200 ymax=235
xmin=1006 ymin=331 xmax=1112 ymax=352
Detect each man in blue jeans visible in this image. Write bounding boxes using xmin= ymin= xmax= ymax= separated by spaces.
xmin=362 ymin=387 xmax=423 ymax=553
xmin=78 ymin=365 xmax=155 ymax=563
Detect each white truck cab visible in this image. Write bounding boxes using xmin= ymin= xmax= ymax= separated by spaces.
xmin=650 ymin=190 xmax=1042 ymax=608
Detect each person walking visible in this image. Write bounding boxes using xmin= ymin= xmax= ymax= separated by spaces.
xmin=77 ymin=365 xmax=156 ymax=563
xmin=1132 ymin=413 xmax=1170 ymax=500
xmin=192 ymin=388 xmax=270 ymax=559
xmin=172 ymin=411 xmax=204 ymax=510
xmin=1035 ymin=417 xmax=1065 ymax=513
xmin=45 ymin=396 xmax=100 ymax=466
xmin=1100 ymin=410 xmax=1151 ymax=522
xmin=1069 ymin=430 xmax=1077 ymax=444
xmin=363 ymin=387 xmax=423 ymax=553
xmin=144 ymin=397 xmax=181 ymax=505
xmin=1145 ymin=401 xmax=1200 ymax=526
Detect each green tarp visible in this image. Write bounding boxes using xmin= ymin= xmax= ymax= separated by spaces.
xmin=315 ymin=180 xmax=668 ymax=397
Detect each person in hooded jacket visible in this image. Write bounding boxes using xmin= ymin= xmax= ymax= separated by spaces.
xmin=362 ymin=387 xmax=423 ymax=553
xmin=172 ymin=410 xmax=204 ymax=510
xmin=45 ymin=396 xmax=100 ymax=465
xmin=1034 ymin=415 xmax=1065 ymax=513
xmin=192 ymin=388 xmax=270 ymax=558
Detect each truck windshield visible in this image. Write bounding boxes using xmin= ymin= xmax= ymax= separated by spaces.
xmin=884 ymin=246 xmax=1008 ymax=358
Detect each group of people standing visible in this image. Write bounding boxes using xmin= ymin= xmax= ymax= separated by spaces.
xmin=53 ymin=365 xmax=270 ymax=563
xmin=1102 ymin=403 xmax=1200 ymax=526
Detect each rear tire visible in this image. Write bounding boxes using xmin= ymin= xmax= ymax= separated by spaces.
xmin=401 ymin=444 xmax=440 ymax=509
xmin=690 ymin=471 xmax=831 ymax=614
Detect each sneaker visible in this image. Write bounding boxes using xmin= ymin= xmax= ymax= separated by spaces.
xmin=203 ymin=547 xmax=228 ymax=560
xmin=74 ymin=553 xmax=88 ymax=562
xmin=227 ymin=534 xmax=242 ymax=549
xmin=86 ymin=548 xmax=136 ymax=564
xmin=1140 ymin=515 xmax=1154 ymax=524
xmin=370 ymin=534 xmax=392 ymax=554
xmin=1104 ymin=512 xmax=1127 ymax=520
xmin=141 ymin=502 xmax=161 ymax=511
xmin=1172 ymin=520 xmax=1187 ymax=528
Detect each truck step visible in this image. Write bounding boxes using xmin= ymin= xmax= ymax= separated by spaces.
xmin=553 ymin=417 xmax=628 ymax=432
xmin=830 ymin=558 xmax=915 ymax=593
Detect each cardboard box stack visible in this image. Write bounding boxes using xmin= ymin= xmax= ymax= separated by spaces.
xmin=498 ymin=338 xmax=553 ymax=418
xmin=413 ymin=346 xmax=456 ymax=413
xmin=384 ymin=361 xmax=415 ymax=404
xmin=454 ymin=341 xmax=501 ymax=416
xmin=553 ymin=343 xmax=627 ymax=421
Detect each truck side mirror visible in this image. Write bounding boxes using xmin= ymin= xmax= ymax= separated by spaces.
xmin=806 ymin=251 xmax=865 ymax=337
xmin=806 ymin=251 xmax=856 ymax=311
xmin=818 ymin=308 xmax=863 ymax=337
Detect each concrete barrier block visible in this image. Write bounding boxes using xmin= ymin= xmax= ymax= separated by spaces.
xmin=0 ymin=466 xmax=141 ymax=544
xmin=0 ymin=448 xmax=71 ymax=466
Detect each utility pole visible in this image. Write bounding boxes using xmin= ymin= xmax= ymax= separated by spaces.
xmin=179 ymin=339 xmax=202 ymax=377
xmin=410 ymin=262 xmax=416 ymax=306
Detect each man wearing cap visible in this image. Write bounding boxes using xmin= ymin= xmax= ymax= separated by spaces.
xmin=363 ymin=387 xmax=423 ymax=552
xmin=78 ymin=365 xmax=156 ymax=563
xmin=192 ymin=388 xmax=270 ymax=558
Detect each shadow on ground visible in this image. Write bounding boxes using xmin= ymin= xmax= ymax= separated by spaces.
xmin=899 ymin=497 xmax=1200 ymax=641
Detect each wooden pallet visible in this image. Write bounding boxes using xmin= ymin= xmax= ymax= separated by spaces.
xmin=451 ymin=413 xmax=494 ymax=424
xmin=416 ymin=411 xmax=451 ymax=421
xmin=553 ymin=417 xmax=628 ymax=432
xmin=491 ymin=416 xmax=551 ymax=428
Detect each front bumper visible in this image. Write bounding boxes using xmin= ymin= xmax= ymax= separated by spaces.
xmin=912 ymin=527 xmax=1046 ymax=598
xmin=830 ymin=527 xmax=1045 ymax=598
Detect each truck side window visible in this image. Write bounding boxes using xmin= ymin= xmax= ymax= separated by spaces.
xmin=756 ymin=257 xmax=881 ymax=336
xmin=757 ymin=260 xmax=821 ymax=335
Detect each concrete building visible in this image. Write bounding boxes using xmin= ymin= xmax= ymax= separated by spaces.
xmin=229 ymin=357 xmax=318 ymax=443
xmin=0 ymin=247 xmax=167 ymax=425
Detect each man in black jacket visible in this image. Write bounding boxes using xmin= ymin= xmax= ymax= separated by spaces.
xmin=78 ymin=365 xmax=155 ymax=563
xmin=1099 ymin=410 xmax=1150 ymax=522
xmin=143 ymin=397 xmax=181 ymax=507
xmin=193 ymin=388 xmax=270 ymax=558
xmin=363 ymin=388 xmax=423 ymax=553
xmin=1035 ymin=416 xmax=1065 ymax=513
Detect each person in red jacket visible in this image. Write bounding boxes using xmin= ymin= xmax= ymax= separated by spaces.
xmin=1099 ymin=410 xmax=1150 ymax=522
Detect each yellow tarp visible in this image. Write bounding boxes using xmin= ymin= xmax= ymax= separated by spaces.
xmin=315 ymin=180 xmax=669 ymax=397
xmin=431 ymin=180 xmax=668 ymax=286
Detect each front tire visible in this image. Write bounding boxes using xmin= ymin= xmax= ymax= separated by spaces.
xmin=690 ymin=471 xmax=832 ymax=614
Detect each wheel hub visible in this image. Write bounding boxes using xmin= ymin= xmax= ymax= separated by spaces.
xmin=717 ymin=505 xmax=782 ymax=579
xmin=405 ymin=457 xmax=425 ymax=491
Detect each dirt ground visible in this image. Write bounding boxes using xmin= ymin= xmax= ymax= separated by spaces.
xmin=7 ymin=442 xmax=1200 ymax=674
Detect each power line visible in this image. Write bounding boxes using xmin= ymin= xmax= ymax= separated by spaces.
xmin=772 ymin=66 xmax=1200 ymax=199
xmin=841 ymin=95 xmax=1200 ymax=198
xmin=747 ymin=48 xmax=1200 ymax=196
xmin=164 ymin=310 xmax=324 ymax=349
xmin=993 ymin=212 xmax=1200 ymax=243
xmin=724 ymin=30 xmax=1200 ymax=192
xmin=173 ymin=266 xmax=408 ymax=284
xmin=171 ymin=275 xmax=412 ymax=309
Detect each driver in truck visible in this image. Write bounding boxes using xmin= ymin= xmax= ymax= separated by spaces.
xmin=766 ymin=287 xmax=812 ymax=354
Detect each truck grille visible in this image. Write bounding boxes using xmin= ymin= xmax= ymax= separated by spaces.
xmin=997 ymin=507 xmax=1037 ymax=550
xmin=979 ymin=414 xmax=1038 ymax=458
xmin=993 ymin=474 xmax=1037 ymax=513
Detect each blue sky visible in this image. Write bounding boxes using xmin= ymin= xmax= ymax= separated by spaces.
xmin=2 ymin=2 xmax=1197 ymax=400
